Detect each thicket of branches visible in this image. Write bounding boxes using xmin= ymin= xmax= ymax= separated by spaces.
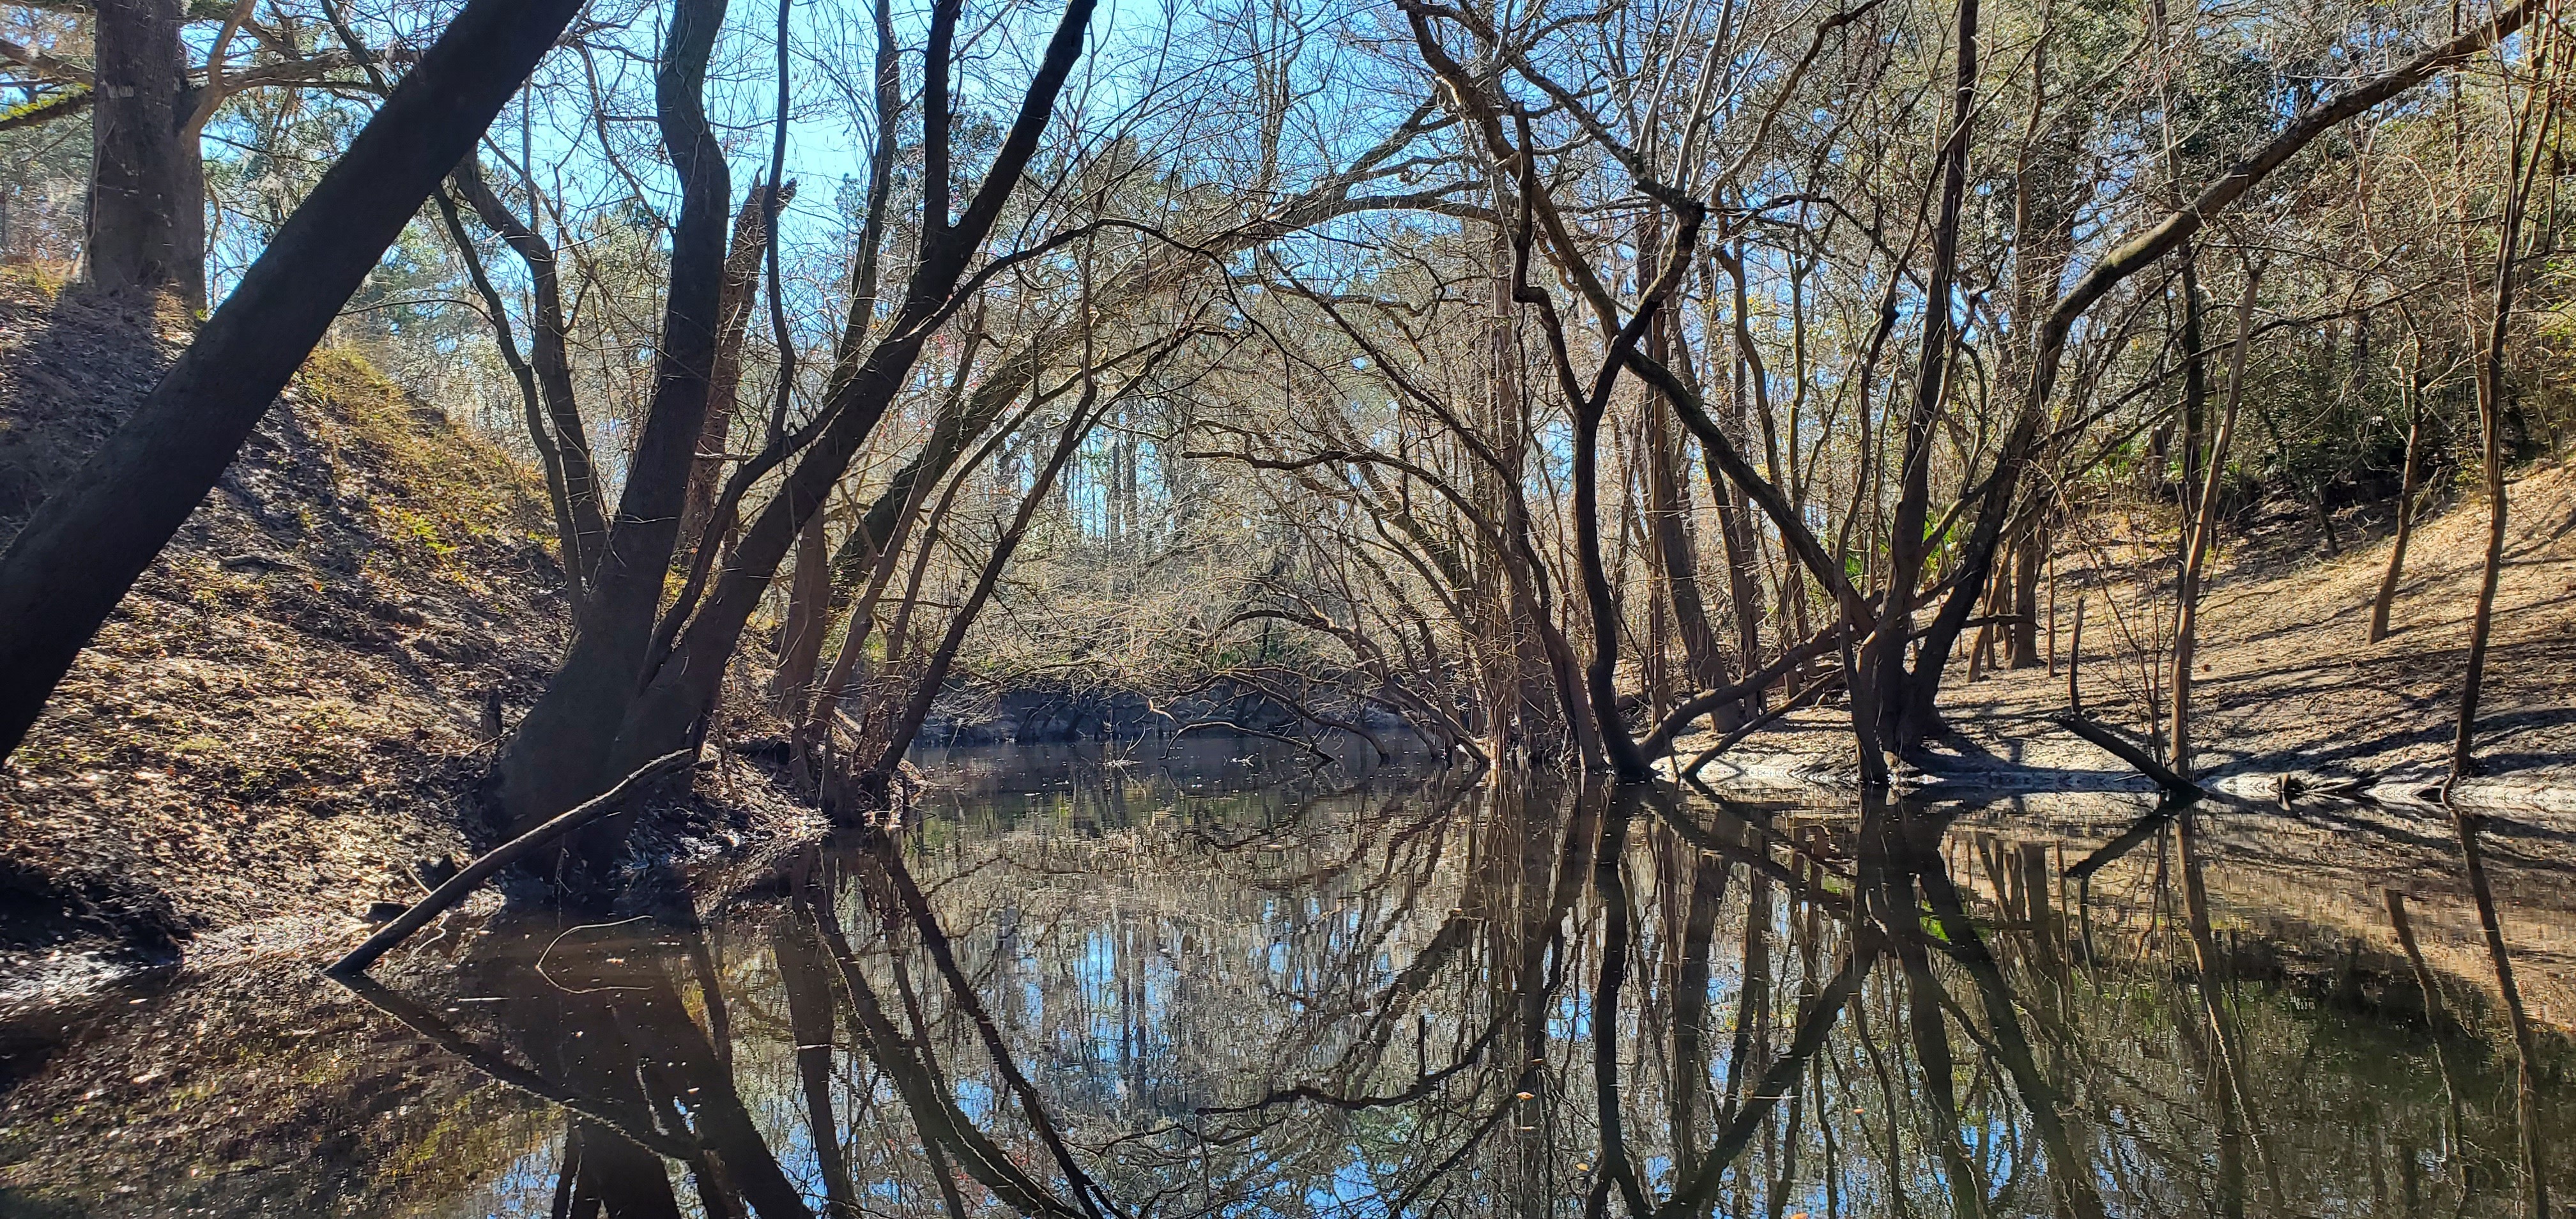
xmin=0 ymin=0 xmax=2567 ymax=846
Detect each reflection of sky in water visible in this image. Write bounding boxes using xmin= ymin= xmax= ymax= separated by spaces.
xmin=30 ymin=740 xmax=2559 ymax=1219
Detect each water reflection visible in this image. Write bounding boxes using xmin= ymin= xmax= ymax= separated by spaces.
xmin=302 ymin=758 xmax=2574 ymax=1219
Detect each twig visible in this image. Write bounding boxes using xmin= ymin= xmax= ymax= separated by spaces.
xmin=325 ymin=750 xmax=694 ymax=976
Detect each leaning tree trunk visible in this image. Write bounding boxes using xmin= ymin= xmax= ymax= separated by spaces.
xmin=88 ymin=0 xmax=201 ymax=307
xmin=0 ymin=0 xmax=588 ymax=767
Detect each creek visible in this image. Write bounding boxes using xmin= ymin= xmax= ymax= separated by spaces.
xmin=1 ymin=740 xmax=2570 ymax=1216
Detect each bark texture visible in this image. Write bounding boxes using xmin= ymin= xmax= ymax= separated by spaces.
xmin=88 ymin=0 xmax=203 ymax=306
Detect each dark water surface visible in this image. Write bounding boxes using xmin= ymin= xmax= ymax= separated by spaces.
xmin=3 ymin=742 xmax=2572 ymax=1216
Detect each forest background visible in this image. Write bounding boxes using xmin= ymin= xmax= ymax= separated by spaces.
xmin=0 ymin=0 xmax=2569 ymax=896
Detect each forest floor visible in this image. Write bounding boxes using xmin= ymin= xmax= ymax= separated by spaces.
xmin=1682 ymin=451 xmax=2576 ymax=813
xmin=0 ymin=273 xmax=816 ymax=1007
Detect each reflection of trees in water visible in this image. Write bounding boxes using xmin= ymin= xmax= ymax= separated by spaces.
xmin=351 ymin=774 xmax=2568 ymax=1217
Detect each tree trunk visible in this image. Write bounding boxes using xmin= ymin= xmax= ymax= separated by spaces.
xmin=486 ymin=0 xmax=733 ymax=857
xmin=1864 ymin=0 xmax=1977 ymax=758
xmin=1708 ymin=256 xmax=1770 ymax=723
xmin=450 ymin=162 xmax=611 ymax=589
xmin=433 ymin=188 xmax=586 ymax=601
xmin=861 ymin=382 xmax=1106 ymax=794
xmin=1521 ymin=172 xmax=1695 ymax=781
xmin=88 ymin=0 xmax=200 ymax=306
xmin=2453 ymin=20 xmax=2550 ymax=781
xmin=169 ymin=122 xmax=204 ymax=310
xmin=2367 ymin=388 xmax=2424 ymax=643
xmin=769 ymin=510 xmax=832 ymax=713
xmin=0 ymin=0 xmax=588 ymax=767
xmin=2005 ymin=510 xmax=2044 ymax=668
xmin=586 ymin=0 xmax=1101 ymax=809
xmin=2175 ymin=245 xmax=2209 ymax=514
xmin=2452 ymin=372 xmax=2512 ymax=781
xmin=1571 ymin=381 xmax=1648 ymax=778
xmin=1705 ymin=446 xmax=1765 ymax=699
xmin=2171 ymin=263 xmax=2262 ymax=778
xmin=680 ymin=180 xmax=792 ymax=560
xmin=806 ymin=372 xmax=1019 ymax=736
xmin=788 ymin=330 xmax=993 ymax=707
xmin=2002 ymin=46 xmax=2073 ymax=679
xmin=1638 ymin=330 xmax=1721 ymax=711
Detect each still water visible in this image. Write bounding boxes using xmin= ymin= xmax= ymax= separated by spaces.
xmin=1 ymin=742 xmax=2570 ymax=1216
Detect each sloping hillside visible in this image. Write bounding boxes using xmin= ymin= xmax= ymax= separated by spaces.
xmin=1692 ymin=454 xmax=2576 ymax=806
xmin=0 ymin=273 xmax=574 ymax=986
xmin=1969 ymin=455 xmax=2576 ymax=791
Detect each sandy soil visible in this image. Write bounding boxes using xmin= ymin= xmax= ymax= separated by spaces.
xmin=1681 ymin=454 xmax=2576 ymax=812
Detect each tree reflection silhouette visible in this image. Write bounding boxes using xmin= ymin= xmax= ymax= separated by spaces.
xmin=339 ymin=764 xmax=2566 ymax=1217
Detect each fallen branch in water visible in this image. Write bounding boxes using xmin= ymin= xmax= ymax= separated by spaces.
xmin=1680 ymin=675 xmax=1841 ymax=779
xmin=2065 ymin=801 xmax=2181 ymax=882
xmin=1638 ymin=626 xmax=1846 ymax=760
xmin=325 ymin=749 xmax=694 ymax=977
xmin=1161 ymin=717 xmax=1336 ymax=767
xmin=332 ymin=971 xmax=702 ymax=1159
xmin=2049 ymin=712 xmax=2202 ymax=801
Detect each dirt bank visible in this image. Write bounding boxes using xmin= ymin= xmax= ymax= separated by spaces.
xmin=1683 ymin=454 xmax=2576 ymax=812
xmin=0 ymin=276 xmax=809 ymax=1000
